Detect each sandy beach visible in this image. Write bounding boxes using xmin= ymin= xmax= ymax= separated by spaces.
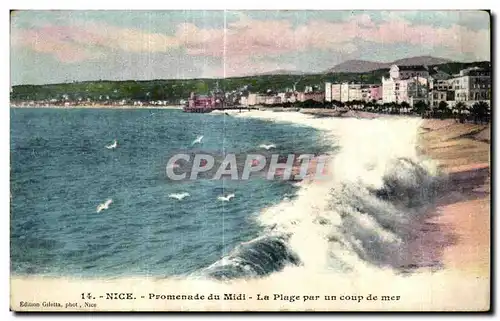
xmin=419 ymin=119 xmax=490 ymax=276
xmin=10 ymin=110 xmax=490 ymax=312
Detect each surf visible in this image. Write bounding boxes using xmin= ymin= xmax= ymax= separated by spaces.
xmin=198 ymin=114 xmax=444 ymax=279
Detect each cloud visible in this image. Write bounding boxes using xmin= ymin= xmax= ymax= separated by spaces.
xmin=11 ymin=22 xmax=183 ymax=63
xmin=11 ymin=11 xmax=490 ymax=79
xmin=176 ymin=13 xmax=489 ymax=61
xmin=11 ymin=25 xmax=108 ymax=63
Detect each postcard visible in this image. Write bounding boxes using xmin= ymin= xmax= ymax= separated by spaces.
xmin=10 ymin=9 xmax=491 ymax=312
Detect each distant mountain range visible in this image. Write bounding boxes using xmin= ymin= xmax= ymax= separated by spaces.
xmin=254 ymin=69 xmax=307 ymax=76
xmin=325 ymin=56 xmax=453 ymax=73
xmin=252 ymin=56 xmax=454 ymax=77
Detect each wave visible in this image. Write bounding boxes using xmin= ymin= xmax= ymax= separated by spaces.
xmin=198 ymin=114 xmax=445 ymax=279
xmin=200 ymin=234 xmax=301 ymax=280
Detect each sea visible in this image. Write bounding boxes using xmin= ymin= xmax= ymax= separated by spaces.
xmin=10 ymin=108 xmax=333 ymax=278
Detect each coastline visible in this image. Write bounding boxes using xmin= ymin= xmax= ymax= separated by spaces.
xmin=232 ymin=110 xmax=490 ymax=277
xmin=10 ymin=104 xmax=184 ymax=110
xmin=418 ymin=119 xmax=490 ymax=276
xmin=10 ymin=109 xmax=490 ymax=311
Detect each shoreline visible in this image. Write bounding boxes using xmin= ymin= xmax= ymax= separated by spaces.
xmin=10 ymin=104 xmax=184 ymax=110
xmin=10 ymin=110 xmax=490 ymax=311
xmin=232 ymin=110 xmax=490 ymax=276
xmin=418 ymin=119 xmax=490 ymax=276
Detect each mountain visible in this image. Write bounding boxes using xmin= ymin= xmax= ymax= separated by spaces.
xmin=325 ymin=60 xmax=387 ymax=73
xmin=326 ymin=56 xmax=453 ymax=73
xmin=391 ymin=56 xmax=452 ymax=66
xmin=254 ymin=69 xmax=306 ymax=76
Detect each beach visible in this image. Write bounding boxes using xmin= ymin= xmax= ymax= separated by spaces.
xmin=419 ymin=119 xmax=490 ymax=276
xmin=10 ymin=110 xmax=490 ymax=311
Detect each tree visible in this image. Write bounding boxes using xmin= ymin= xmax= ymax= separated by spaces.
xmin=400 ymin=101 xmax=410 ymax=114
xmin=454 ymin=102 xmax=467 ymax=123
xmin=435 ymin=101 xmax=450 ymax=119
xmin=390 ymin=102 xmax=401 ymax=114
xmin=469 ymin=101 xmax=490 ymax=124
xmin=413 ymin=100 xmax=429 ymax=118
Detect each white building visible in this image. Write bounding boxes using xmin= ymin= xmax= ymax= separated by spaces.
xmin=382 ymin=64 xmax=430 ymax=106
xmin=240 ymin=96 xmax=249 ymax=106
xmin=325 ymin=83 xmax=332 ymax=102
xmin=326 ymin=82 xmax=379 ymax=103
xmin=389 ymin=64 xmax=429 ymax=80
xmin=428 ymin=70 xmax=453 ymax=108
xmin=247 ymin=93 xmax=266 ymax=106
xmin=449 ymin=67 xmax=491 ymax=106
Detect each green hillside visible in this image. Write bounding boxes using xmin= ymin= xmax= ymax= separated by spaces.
xmin=10 ymin=61 xmax=490 ymax=103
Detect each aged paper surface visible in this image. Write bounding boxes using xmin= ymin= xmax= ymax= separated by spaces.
xmin=10 ymin=10 xmax=491 ymax=312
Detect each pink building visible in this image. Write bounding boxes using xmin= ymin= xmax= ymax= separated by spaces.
xmin=369 ymin=85 xmax=382 ymax=101
xmin=185 ymin=92 xmax=218 ymax=112
xmin=188 ymin=95 xmax=215 ymax=108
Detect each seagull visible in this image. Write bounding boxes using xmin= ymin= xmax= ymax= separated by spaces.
xmin=192 ymin=135 xmax=204 ymax=145
xmin=105 ymin=140 xmax=118 ymax=149
xmin=217 ymin=193 xmax=235 ymax=202
xmin=169 ymin=192 xmax=190 ymax=200
xmin=96 ymin=199 xmax=113 ymax=213
xmin=259 ymin=144 xmax=276 ymax=150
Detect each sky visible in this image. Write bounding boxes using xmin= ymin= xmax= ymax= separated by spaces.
xmin=10 ymin=10 xmax=491 ymax=85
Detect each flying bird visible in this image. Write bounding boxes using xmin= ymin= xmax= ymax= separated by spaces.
xmin=169 ymin=192 xmax=190 ymax=200
xmin=259 ymin=144 xmax=276 ymax=150
xmin=192 ymin=135 xmax=204 ymax=145
xmin=217 ymin=193 xmax=235 ymax=202
xmin=105 ymin=140 xmax=118 ymax=149
xmin=96 ymin=199 xmax=113 ymax=213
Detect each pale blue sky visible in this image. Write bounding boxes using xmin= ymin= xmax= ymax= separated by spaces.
xmin=11 ymin=10 xmax=491 ymax=85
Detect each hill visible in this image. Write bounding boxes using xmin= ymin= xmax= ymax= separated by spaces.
xmin=11 ymin=60 xmax=490 ymax=104
xmin=326 ymin=56 xmax=452 ymax=73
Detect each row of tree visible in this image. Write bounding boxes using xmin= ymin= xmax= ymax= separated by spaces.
xmin=366 ymin=100 xmax=490 ymax=124
xmin=255 ymin=99 xmax=490 ymax=124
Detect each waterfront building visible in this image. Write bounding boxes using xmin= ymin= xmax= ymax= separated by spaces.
xmin=382 ymin=64 xmax=430 ymax=106
xmin=449 ymin=67 xmax=491 ymax=106
xmin=247 ymin=93 xmax=266 ymax=106
xmin=428 ymin=69 xmax=454 ymax=108
xmin=297 ymin=91 xmax=324 ymax=102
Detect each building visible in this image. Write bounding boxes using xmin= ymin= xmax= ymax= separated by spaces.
xmin=389 ymin=64 xmax=430 ymax=80
xmin=326 ymin=82 xmax=381 ymax=103
xmin=325 ymin=83 xmax=332 ymax=102
xmin=428 ymin=69 xmax=454 ymax=108
xmin=297 ymin=91 xmax=324 ymax=103
xmin=240 ymin=96 xmax=248 ymax=106
xmin=325 ymin=82 xmax=342 ymax=102
xmin=346 ymin=84 xmax=362 ymax=101
xmin=369 ymin=85 xmax=382 ymax=102
xmin=187 ymin=92 xmax=216 ymax=109
xmin=382 ymin=64 xmax=430 ymax=106
xmin=265 ymin=95 xmax=281 ymax=105
xmin=449 ymin=67 xmax=491 ymax=106
xmin=276 ymin=92 xmax=298 ymax=104
xmin=331 ymin=84 xmax=342 ymax=102
xmin=247 ymin=93 xmax=266 ymax=106
xmin=382 ymin=77 xmax=408 ymax=104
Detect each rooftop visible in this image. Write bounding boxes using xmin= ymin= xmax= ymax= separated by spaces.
xmin=397 ymin=65 xmax=429 ymax=72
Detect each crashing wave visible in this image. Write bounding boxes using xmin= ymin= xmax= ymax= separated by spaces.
xmin=198 ymin=117 xmax=445 ymax=280
xmin=200 ymin=234 xmax=301 ymax=280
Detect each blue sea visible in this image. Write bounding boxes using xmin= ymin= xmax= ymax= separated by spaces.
xmin=10 ymin=108 xmax=331 ymax=278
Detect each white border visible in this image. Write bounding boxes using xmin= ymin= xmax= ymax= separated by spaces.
xmin=2 ymin=1 xmax=497 ymax=320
